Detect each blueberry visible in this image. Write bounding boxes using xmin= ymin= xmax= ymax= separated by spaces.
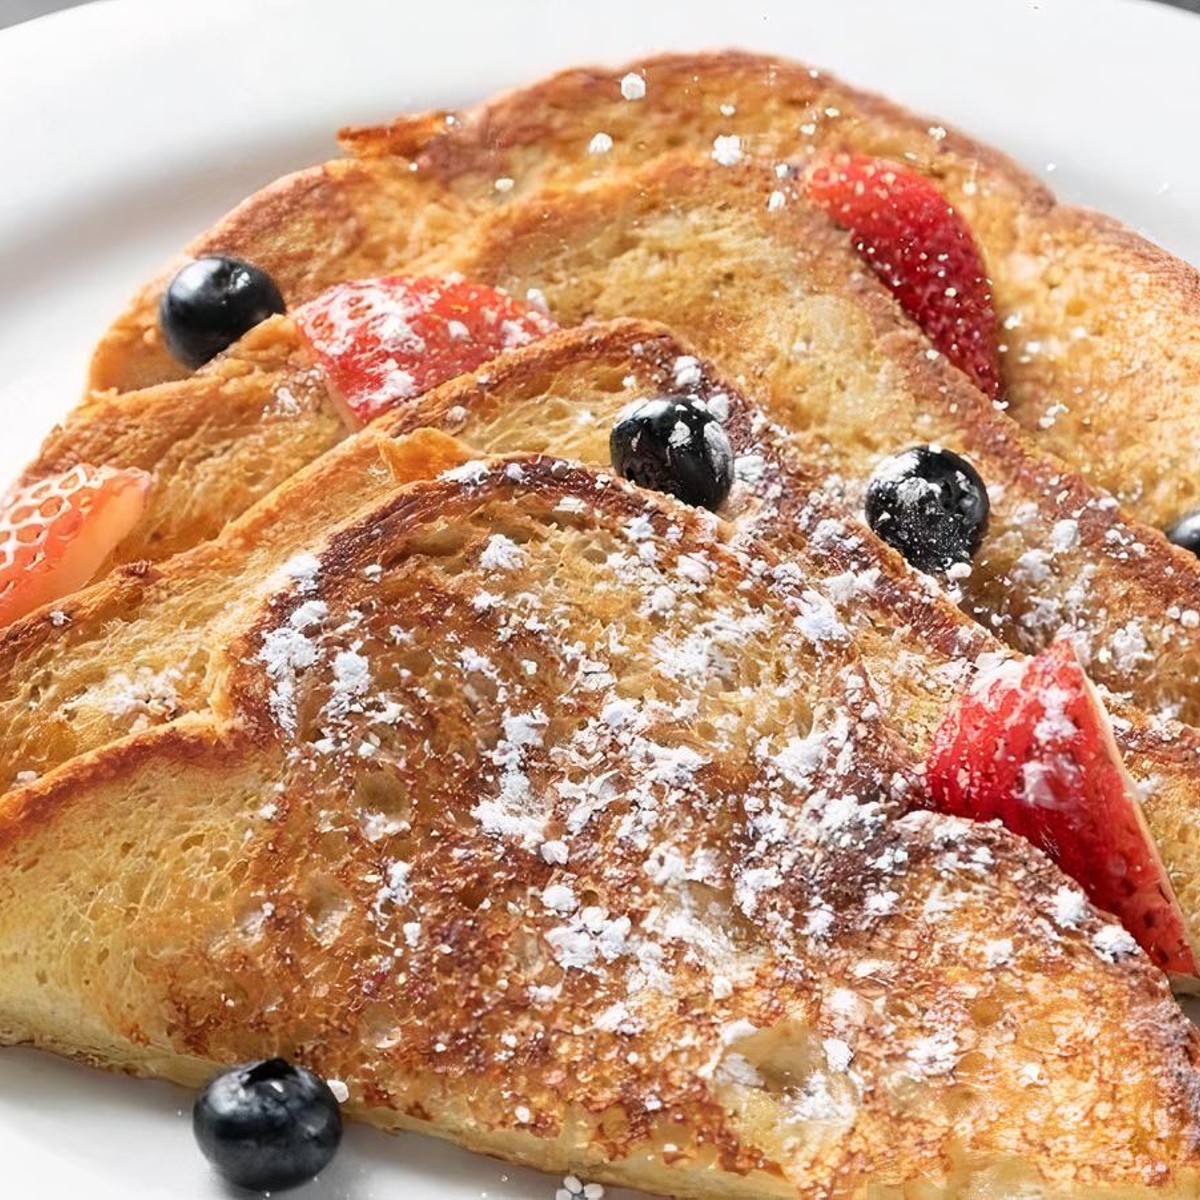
xmin=610 ymin=396 xmax=734 ymax=510
xmin=865 ymin=446 xmax=989 ymax=573
xmin=192 ymin=1058 xmax=342 ymax=1193
xmin=1167 ymin=510 xmax=1200 ymax=557
xmin=160 ymin=256 xmax=286 ymax=369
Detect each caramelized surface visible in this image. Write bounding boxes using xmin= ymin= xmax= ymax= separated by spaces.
xmin=2 ymin=453 xmax=1198 ymax=1196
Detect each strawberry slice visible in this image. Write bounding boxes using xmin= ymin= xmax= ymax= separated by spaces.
xmin=925 ymin=640 xmax=1198 ymax=981
xmin=805 ymin=153 xmax=1002 ymax=399
xmin=294 ymin=276 xmax=559 ymax=429
xmin=0 ymin=464 xmax=152 ymax=627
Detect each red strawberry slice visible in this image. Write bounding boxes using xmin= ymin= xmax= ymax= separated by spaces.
xmin=294 ymin=276 xmax=559 ymax=429
xmin=805 ymin=153 xmax=1002 ymax=400
xmin=0 ymin=464 xmax=152 ymax=627
xmin=925 ymin=640 xmax=1198 ymax=981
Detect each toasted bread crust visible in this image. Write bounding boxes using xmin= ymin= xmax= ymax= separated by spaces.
xmin=2 ymin=450 xmax=1199 ymax=1196
xmin=87 ymin=157 xmax=471 ymax=394
xmin=87 ymin=51 xmax=1200 ymax=533
xmin=31 ymin=322 xmax=1200 ymax=984
xmin=404 ymin=154 xmax=1200 ymax=735
xmin=9 ymin=53 xmax=1200 ymax=1193
xmin=339 ymin=49 xmax=1200 ymax=531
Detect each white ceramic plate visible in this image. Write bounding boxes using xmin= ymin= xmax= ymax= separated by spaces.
xmin=2 ymin=0 xmax=1200 ymax=1195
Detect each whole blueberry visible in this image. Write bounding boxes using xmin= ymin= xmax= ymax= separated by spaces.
xmin=865 ymin=445 xmax=989 ymax=573
xmin=1167 ymin=510 xmax=1200 ymax=557
xmin=610 ymin=395 xmax=734 ymax=510
xmin=160 ymin=255 xmax=286 ymax=369
xmin=192 ymin=1058 xmax=342 ymax=1193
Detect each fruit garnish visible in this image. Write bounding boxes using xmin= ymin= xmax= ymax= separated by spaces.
xmin=160 ymin=255 xmax=286 ymax=369
xmin=610 ymin=395 xmax=734 ymax=511
xmin=805 ymin=154 xmax=1002 ymax=399
xmin=925 ymin=640 xmax=1199 ymax=981
xmin=0 ymin=464 xmax=152 ymax=627
xmin=865 ymin=445 xmax=989 ymax=574
xmin=294 ymin=276 xmax=559 ymax=429
xmin=193 ymin=1058 xmax=342 ymax=1192
xmin=1166 ymin=508 xmax=1200 ymax=558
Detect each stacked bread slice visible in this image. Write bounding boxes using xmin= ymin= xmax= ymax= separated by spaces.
xmin=5 ymin=53 xmax=1200 ymax=1195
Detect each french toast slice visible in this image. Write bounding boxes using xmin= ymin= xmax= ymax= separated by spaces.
xmin=380 ymin=322 xmax=1200 ymax=953
xmin=85 ymin=157 xmax=472 ymax=396
xmin=0 ymin=327 xmax=703 ymax=786
xmin=2 ymin=446 xmax=1200 ymax=1196
xmin=405 ymin=154 xmax=1200 ymax=732
xmin=7 ymin=321 xmax=1200 ymax=979
xmin=30 ymin=315 xmax=346 ymax=565
xmin=30 ymin=97 xmax=1200 ymax=733
xmin=87 ymin=52 xmax=1200 ymax=534
xmin=30 ymin=157 xmax=1200 ymax=737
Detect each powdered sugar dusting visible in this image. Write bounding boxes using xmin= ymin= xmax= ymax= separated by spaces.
xmin=227 ymin=447 xmax=1182 ymax=1160
xmin=619 ymin=72 xmax=646 ymax=101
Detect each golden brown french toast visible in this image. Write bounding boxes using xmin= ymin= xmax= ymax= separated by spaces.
xmin=28 ymin=68 xmax=1200 ymax=741
xmin=32 ymin=316 xmax=346 ymax=565
xmin=8 ymin=321 xmax=1200 ymax=984
xmin=32 ymin=154 xmax=1200 ymax=740
xmin=3 ymin=439 xmax=1200 ymax=1196
xmin=402 ymin=155 xmax=1200 ymax=736
xmin=10 ymin=53 xmax=1200 ymax=1190
xmin=87 ymin=51 xmax=1200 ymax=535
xmin=0 ymin=328 xmax=690 ymax=785
xmin=86 ymin=157 xmax=471 ymax=396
